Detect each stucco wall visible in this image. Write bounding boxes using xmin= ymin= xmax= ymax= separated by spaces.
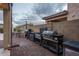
xmin=52 ymin=19 xmax=79 ymax=41
xmin=46 ymin=21 xmax=53 ymax=31
xmin=68 ymin=3 xmax=79 ymax=21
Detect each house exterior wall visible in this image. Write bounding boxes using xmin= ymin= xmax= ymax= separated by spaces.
xmin=68 ymin=3 xmax=79 ymax=21
xmin=52 ymin=20 xmax=79 ymax=41
xmin=33 ymin=24 xmax=47 ymax=32
xmin=32 ymin=26 xmax=39 ymax=32
xmin=15 ymin=24 xmax=34 ymax=32
xmin=16 ymin=24 xmax=47 ymax=33
xmin=46 ymin=19 xmax=79 ymax=41
xmin=45 ymin=4 xmax=79 ymax=41
xmin=46 ymin=17 xmax=67 ymax=31
xmin=46 ymin=21 xmax=53 ymax=31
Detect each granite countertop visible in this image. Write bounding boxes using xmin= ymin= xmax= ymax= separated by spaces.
xmin=63 ymin=40 xmax=79 ymax=52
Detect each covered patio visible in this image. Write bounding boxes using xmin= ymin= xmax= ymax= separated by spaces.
xmin=0 ymin=3 xmax=79 ymax=56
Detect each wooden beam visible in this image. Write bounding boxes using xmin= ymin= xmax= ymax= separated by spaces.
xmin=0 ymin=3 xmax=9 ymax=10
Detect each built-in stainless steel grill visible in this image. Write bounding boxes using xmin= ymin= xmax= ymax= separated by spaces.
xmin=42 ymin=31 xmax=58 ymax=40
xmin=27 ymin=29 xmax=64 ymax=55
xmin=41 ymin=30 xmax=64 ymax=55
xmin=35 ymin=32 xmax=42 ymax=40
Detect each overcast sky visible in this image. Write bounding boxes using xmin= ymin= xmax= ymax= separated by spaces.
xmin=0 ymin=3 xmax=67 ymax=27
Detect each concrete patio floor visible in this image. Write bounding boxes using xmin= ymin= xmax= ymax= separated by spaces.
xmin=0 ymin=33 xmax=79 ymax=56
xmin=0 ymin=33 xmax=10 ymax=56
xmin=0 ymin=48 xmax=10 ymax=56
xmin=11 ymin=35 xmax=55 ymax=56
xmin=11 ymin=34 xmax=79 ymax=56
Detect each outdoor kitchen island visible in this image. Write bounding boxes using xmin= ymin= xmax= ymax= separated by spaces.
xmin=63 ymin=40 xmax=79 ymax=56
xmin=41 ymin=32 xmax=64 ymax=56
xmin=26 ymin=30 xmax=64 ymax=56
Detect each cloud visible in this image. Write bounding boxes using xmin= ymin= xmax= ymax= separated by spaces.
xmin=33 ymin=3 xmax=53 ymax=15
xmin=33 ymin=3 xmax=67 ymax=17
xmin=12 ymin=3 xmax=67 ymax=27
xmin=32 ymin=20 xmax=45 ymax=25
